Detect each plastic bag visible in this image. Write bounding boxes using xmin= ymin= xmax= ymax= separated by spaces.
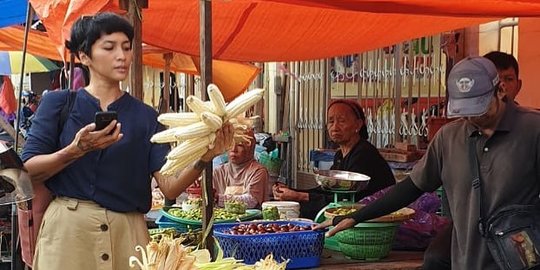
xmin=359 ymin=186 xmax=450 ymax=250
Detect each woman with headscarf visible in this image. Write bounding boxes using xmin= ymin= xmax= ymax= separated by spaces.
xmin=273 ymin=99 xmax=395 ymax=219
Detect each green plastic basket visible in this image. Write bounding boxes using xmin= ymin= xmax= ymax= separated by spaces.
xmin=258 ymin=153 xmax=283 ymax=176
xmin=335 ymin=222 xmax=398 ymax=260
xmin=435 ymin=187 xmax=451 ymax=217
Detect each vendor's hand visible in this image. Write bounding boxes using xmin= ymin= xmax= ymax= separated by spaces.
xmin=201 ymin=123 xmax=234 ymax=162
xmin=273 ymin=186 xmax=308 ymax=202
xmin=313 ymin=217 xmax=357 ymax=238
xmin=71 ymin=120 xmax=123 ymax=157
xmin=272 ymin=182 xmax=287 ymax=195
xmin=216 ymin=193 xmax=232 ymax=208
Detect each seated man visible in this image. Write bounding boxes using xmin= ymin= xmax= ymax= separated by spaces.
xmin=182 ymin=129 xmax=269 ymax=209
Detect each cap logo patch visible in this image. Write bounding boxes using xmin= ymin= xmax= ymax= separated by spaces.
xmin=456 ymin=77 xmax=474 ymax=93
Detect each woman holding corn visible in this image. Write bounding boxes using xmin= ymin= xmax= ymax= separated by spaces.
xmin=22 ymin=13 xmax=233 ymax=270
xmin=273 ymin=99 xmax=395 ymax=219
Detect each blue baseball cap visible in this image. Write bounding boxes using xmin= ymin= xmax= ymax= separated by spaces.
xmin=447 ymin=57 xmax=500 ymax=118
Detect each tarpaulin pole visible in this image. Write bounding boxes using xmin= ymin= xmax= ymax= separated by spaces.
xmin=199 ymin=0 xmax=215 ymax=260
xmin=13 ymin=3 xmax=33 ymax=270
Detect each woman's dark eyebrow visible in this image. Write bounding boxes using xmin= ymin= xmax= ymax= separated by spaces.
xmin=100 ymin=39 xmax=130 ymax=45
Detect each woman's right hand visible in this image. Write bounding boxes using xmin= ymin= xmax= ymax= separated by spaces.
xmin=71 ymin=120 xmax=123 ymax=157
xmin=200 ymin=123 xmax=234 ymax=161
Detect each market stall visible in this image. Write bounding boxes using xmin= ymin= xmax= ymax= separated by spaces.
xmin=10 ymin=0 xmax=540 ymax=269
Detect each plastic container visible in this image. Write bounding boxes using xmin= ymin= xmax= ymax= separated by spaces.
xmin=262 ymin=201 xmax=300 ymax=219
xmin=309 ymin=149 xmax=336 ymax=170
xmin=160 ymin=207 xmax=261 ymax=232
xmin=335 ymin=222 xmax=399 ymax=260
xmin=155 ymin=214 xmax=191 ymax=232
xmin=213 ymin=221 xmax=325 ymax=269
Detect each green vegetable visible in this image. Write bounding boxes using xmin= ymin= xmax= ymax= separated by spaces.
xmin=262 ymin=206 xmax=280 ymax=220
xmin=224 ymin=200 xmax=247 ymax=214
xmin=167 ymin=208 xmax=242 ymax=221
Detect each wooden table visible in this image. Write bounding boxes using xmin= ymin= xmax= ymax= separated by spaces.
xmin=312 ymin=249 xmax=424 ymax=270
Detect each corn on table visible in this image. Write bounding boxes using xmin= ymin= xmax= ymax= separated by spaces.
xmin=316 ymin=249 xmax=423 ymax=270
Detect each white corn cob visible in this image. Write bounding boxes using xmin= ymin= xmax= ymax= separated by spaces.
xmin=204 ymin=101 xmax=216 ymax=114
xmin=150 ymin=127 xmax=182 ymax=143
xmin=207 ymin=84 xmax=227 ymax=117
xmin=225 ymin=88 xmax=265 ymax=120
xmin=167 ymin=133 xmax=215 ymax=160
xmin=160 ymin=147 xmax=207 ymax=175
xmin=157 ymin=112 xmax=200 ymax=127
xmin=186 ymin=96 xmax=213 ymax=115
xmin=174 ymin=121 xmax=213 ymax=141
xmin=200 ymin=112 xmax=223 ymax=131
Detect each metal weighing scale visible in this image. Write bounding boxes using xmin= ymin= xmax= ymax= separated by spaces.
xmin=312 ymin=170 xmax=371 ymax=251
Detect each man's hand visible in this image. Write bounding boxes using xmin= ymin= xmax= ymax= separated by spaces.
xmin=312 ymin=217 xmax=357 ymax=237
xmin=70 ymin=120 xmax=123 ymax=158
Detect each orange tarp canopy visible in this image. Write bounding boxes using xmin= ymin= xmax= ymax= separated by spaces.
xmin=0 ymin=26 xmax=259 ymax=101
xmin=0 ymin=27 xmax=65 ymax=61
xmin=29 ymin=0 xmax=540 ymax=62
xmin=263 ymin=0 xmax=540 ymax=17
xmin=28 ymin=0 xmax=540 ymax=62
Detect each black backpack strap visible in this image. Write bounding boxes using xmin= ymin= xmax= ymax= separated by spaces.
xmin=469 ymin=134 xmax=486 ymax=236
xmin=58 ymin=89 xmax=77 ymax=133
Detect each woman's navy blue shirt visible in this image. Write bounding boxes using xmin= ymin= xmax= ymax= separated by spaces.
xmin=22 ymin=89 xmax=170 ymax=213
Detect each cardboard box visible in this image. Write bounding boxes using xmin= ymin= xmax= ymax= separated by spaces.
xmin=394 ymin=142 xmax=417 ymax=152
xmin=379 ymin=148 xmax=421 ymax=163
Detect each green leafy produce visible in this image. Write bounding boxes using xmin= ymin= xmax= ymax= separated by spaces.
xmin=148 ymin=228 xmax=202 ymax=246
xmin=262 ymin=206 xmax=279 ymax=220
xmin=167 ymin=207 xmax=242 ymax=221
xmin=224 ymin=199 xmax=247 ymax=214
xmin=332 ymin=207 xmax=356 ymax=216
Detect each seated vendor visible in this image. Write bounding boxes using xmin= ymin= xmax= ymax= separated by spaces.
xmin=182 ymin=129 xmax=269 ymax=209
xmin=273 ymin=99 xmax=395 ymax=219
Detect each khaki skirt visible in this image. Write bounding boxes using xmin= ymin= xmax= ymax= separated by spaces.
xmin=33 ymin=197 xmax=150 ymax=270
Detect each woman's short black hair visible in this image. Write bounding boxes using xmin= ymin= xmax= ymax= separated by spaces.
xmin=327 ymin=99 xmax=369 ymax=140
xmin=65 ymin=12 xmax=134 ymax=59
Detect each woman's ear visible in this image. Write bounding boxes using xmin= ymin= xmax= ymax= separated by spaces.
xmin=79 ymin=52 xmax=90 ymax=66
xmin=357 ymin=118 xmax=364 ymax=131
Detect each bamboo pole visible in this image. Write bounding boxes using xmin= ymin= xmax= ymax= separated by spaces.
xmin=199 ymin=0 xmax=215 ymax=258
xmin=11 ymin=3 xmax=34 ymax=269
xmin=121 ymin=0 xmax=147 ymax=100
xmin=160 ymin=53 xmax=173 ymax=113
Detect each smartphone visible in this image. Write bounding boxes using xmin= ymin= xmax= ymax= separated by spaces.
xmin=95 ymin=111 xmax=118 ymax=131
